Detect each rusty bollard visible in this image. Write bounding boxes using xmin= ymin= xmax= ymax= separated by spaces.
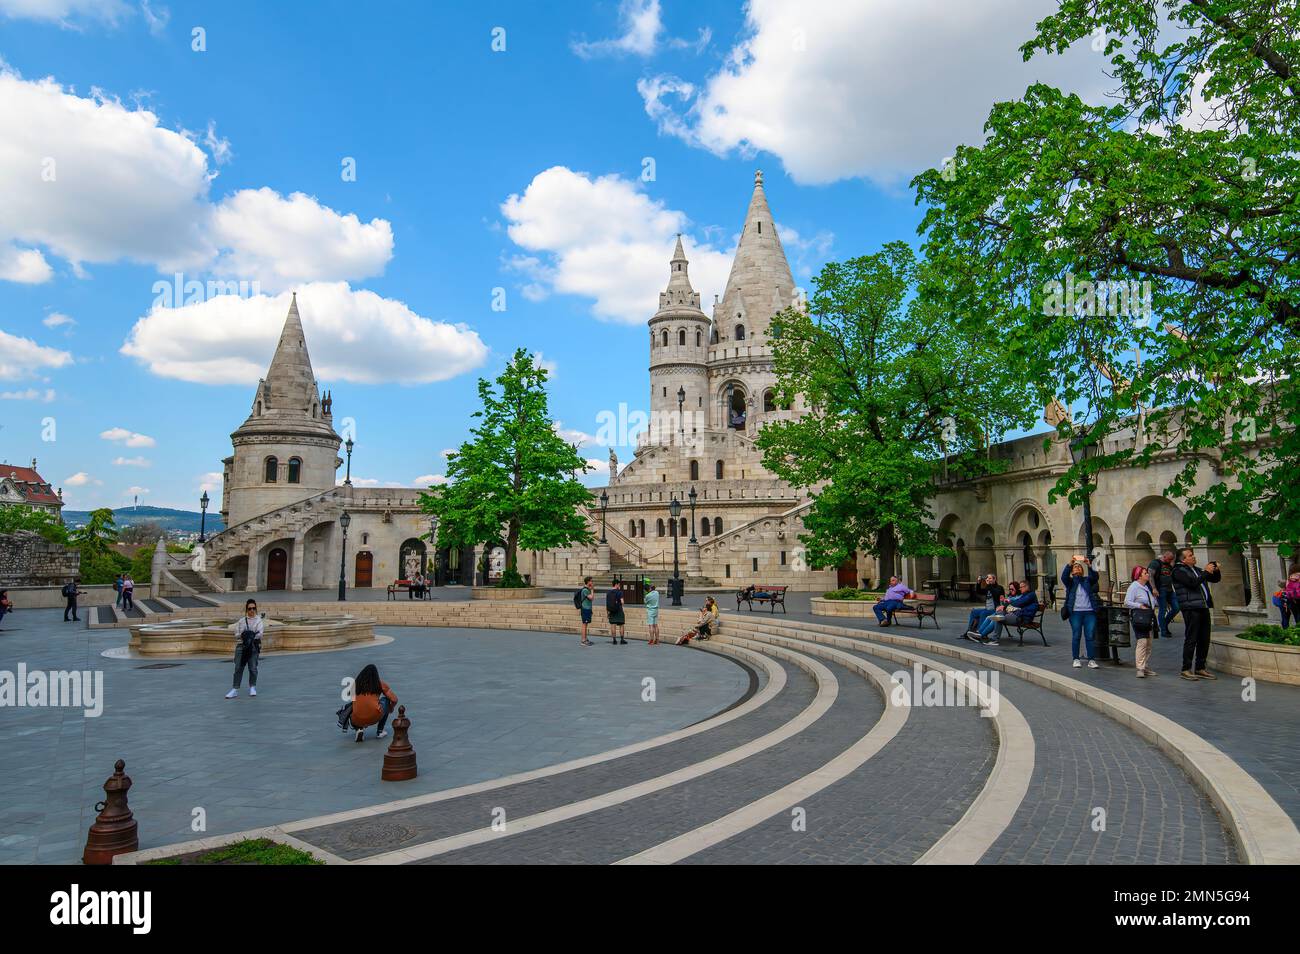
xmin=83 ymin=759 xmax=139 ymax=864
xmin=381 ymin=706 xmax=417 ymax=781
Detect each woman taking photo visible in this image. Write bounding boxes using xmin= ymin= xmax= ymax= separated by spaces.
xmin=1125 ymin=565 xmax=1159 ymax=678
xmin=226 ymin=599 xmax=263 ymax=698
xmin=349 ymin=664 xmax=398 ymax=742
xmin=1061 ymin=555 xmax=1101 ymax=669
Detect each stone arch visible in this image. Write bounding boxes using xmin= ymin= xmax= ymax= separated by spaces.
xmin=1005 ymin=498 xmax=1052 ymax=542
xmin=1123 ymin=495 xmax=1186 ymax=548
xmin=936 ymin=513 xmax=963 ymax=581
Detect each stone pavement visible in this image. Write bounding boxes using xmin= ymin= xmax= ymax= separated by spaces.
xmin=0 ymin=607 xmax=752 ymax=864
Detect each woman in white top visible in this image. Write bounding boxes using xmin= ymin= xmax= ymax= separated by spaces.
xmin=1124 ymin=566 xmax=1159 ymax=678
xmin=226 ymin=598 xmax=264 ymax=698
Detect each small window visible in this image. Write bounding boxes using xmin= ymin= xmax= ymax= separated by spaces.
xmin=752 ymin=557 xmax=759 ymax=572
xmin=287 ymin=457 xmax=302 ymax=483
xmin=657 ymin=519 xmax=665 ymax=537
xmin=725 ymin=564 xmax=731 ymax=578
xmin=763 ymin=390 xmax=776 ymax=412
xmin=700 ymin=520 xmax=710 ymax=537
xmin=662 ymin=331 xmax=668 ymax=346
xmin=713 ymin=517 xmax=723 ymax=535
xmin=757 ymin=221 xmax=762 ymax=234
xmin=689 ymin=460 xmax=699 ymax=481
xmin=638 ymin=519 xmax=645 ymax=537
xmin=629 ymin=520 xmax=637 ymax=538
xmin=780 ymin=551 xmax=787 ymax=565
xmin=681 ymin=517 xmax=688 ymax=537
xmin=695 ymin=331 xmax=701 ymax=346
xmin=264 ymin=456 xmax=278 ymax=482
xmin=678 ymin=329 xmax=686 ymax=345
xmin=735 ymin=324 xmax=746 ymax=341
xmin=715 ymin=460 xmax=724 ymax=479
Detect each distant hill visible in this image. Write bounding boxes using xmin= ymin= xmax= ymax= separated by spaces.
xmin=62 ymin=506 xmax=226 ymax=534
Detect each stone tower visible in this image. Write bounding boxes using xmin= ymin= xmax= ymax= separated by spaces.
xmin=648 ymin=234 xmax=711 ymax=443
xmin=221 ymin=294 xmax=341 ymax=527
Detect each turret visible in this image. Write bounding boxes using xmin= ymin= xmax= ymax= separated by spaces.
xmin=648 ymin=235 xmax=710 ymax=443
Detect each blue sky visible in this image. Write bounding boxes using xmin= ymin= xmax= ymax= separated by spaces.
xmin=0 ymin=0 xmax=1104 ymax=511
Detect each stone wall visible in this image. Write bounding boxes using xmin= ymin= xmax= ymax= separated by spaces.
xmin=0 ymin=531 xmax=80 ymax=587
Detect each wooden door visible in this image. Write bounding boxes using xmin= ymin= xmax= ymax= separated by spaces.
xmin=837 ymin=553 xmax=858 ymax=589
xmin=267 ymin=548 xmax=288 ymax=590
xmin=355 ymin=551 xmax=373 ymax=588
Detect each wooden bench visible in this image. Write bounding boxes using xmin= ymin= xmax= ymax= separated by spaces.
xmin=736 ymin=585 xmax=788 ymax=613
xmin=386 ymin=580 xmax=430 ymax=601
xmin=997 ymin=605 xmax=1048 ymax=646
xmin=887 ymin=593 xmax=938 ymax=629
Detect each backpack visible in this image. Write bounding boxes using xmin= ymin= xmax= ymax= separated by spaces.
xmin=605 ymin=588 xmax=622 ymax=611
xmin=573 ymin=587 xmax=585 ymax=609
xmin=62 ymin=583 xmax=76 ymax=598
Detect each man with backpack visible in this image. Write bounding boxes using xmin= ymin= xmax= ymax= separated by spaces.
xmin=1147 ymin=550 xmax=1178 ymax=639
xmin=574 ymin=576 xmax=595 ymax=646
xmin=62 ymin=578 xmax=84 ymax=622
xmin=606 ymin=584 xmax=627 ymax=645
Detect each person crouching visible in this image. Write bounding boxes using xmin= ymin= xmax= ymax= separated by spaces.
xmin=350 ymin=663 xmax=398 ymax=743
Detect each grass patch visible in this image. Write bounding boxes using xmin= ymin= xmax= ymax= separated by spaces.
xmin=144 ymin=838 xmax=324 ymax=866
xmin=822 ymin=587 xmax=881 ymax=601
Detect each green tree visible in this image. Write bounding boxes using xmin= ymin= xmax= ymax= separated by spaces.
xmin=914 ymin=0 xmax=1300 ymax=553
xmin=756 ymin=243 xmax=1032 ymax=581
xmin=0 ymin=506 xmax=70 ymax=545
xmin=69 ymin=508 xmax=119 ymax=561
xmin=419 ymin=349 xmax=593 ymax=583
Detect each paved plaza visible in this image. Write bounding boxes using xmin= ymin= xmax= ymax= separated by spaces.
xmin=3 ymin=588 xmax=1295 ymax=865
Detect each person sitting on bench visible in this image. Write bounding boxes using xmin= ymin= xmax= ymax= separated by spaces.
xmin=873 ymin=577 xmax=914 ymax=625
xmin=973 ymin=580 xmax=1038 ymax=645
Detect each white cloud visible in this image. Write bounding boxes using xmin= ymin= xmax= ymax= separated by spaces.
xmin=113 ymin=455 xmax=150 ymax=467
xmin=0 ymin=244 xmax=53 ymax=283
xmin=0 ymin=0 xmax=132 ymax=26
xmin=209 ymin=188 xmax=392 ymax=291
xmin=638 ymin=0 xmax=1106 ymax=186
xmin=1 ymin=387 xmax=56 ymax=401
xmin=0 ymin=329 xmax=73 ymax=380
xmin=63 ymin=471 xmax=102 ymax=486
xmin=571 ymin=0 xmax=707 ymax=59
xmin=501 ymin=166 xmax=733 ymax=324
xmin=138 ymin=0 xmax=167 ymax=36
xmin=100 ymin=426 xmax=156 ymax=448
xmin=0 ymin=66 xmax=394 ymax=288
xmin=43 ymin=312 xmax=75 ymax=328
xmin=555 ymin=422 xmax=600 ymax=449
xmin=197 ymin=471 xmax=222 ymax=492
xmin=120 ymin=283 xmax=487 ymax=385
xmin=413 ymin=474 xmax=449 ymax=486
xmin=124 ymin=485 xmax=149 ymax=498
xmin=532 ymin=351 xmax=558 ymax=376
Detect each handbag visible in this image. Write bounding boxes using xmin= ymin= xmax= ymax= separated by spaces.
xmin=1130 ymin=607 xmax=1155 ymax=633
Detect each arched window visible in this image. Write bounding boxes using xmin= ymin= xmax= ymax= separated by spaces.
xmin=657 ymin=519 xmax=666 ymax=537
xmin=763 ymin=390 xmax=776 ymax=412
xmin=638 ymin=519 xmax=645 ymax=537
xmin=700 ymin=519 xmax=710 ymax=537
xmin=689 ymin=460 xmax=699 ymax=481
xmin=715 ymin=460 xmax=724 ymax=479
xmin=735 ymin=323 xmax=746 ymax=340
xmin=662 ymin=330 xmax=668 ymax=347
xmin=678 ymin=329 xmax=686 ymax=345
xmin=629 ymin=520 xmax=637 ymax=538
xmin=264 ymin=456 xmax=278 ymax=482
xmin=696 ymin=330 xmax=701 ymax=346
xmin=680 ymin=517 xmax=688 ymax=537
xmin=287 ymin=457 xmax=302 ymax=483
xmin=713 ymin=517 xmax=723 ymax=535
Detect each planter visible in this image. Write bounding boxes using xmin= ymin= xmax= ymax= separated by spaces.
xmin=128 ymin=613 xmax=377 ymax=656
xmin=471 ymin=586 xmax=545 ymax=601
xmin=1208 ymin=633 xmax=1300 ymax=685
xmin=811 ymin=596 xmax=881 ymax=618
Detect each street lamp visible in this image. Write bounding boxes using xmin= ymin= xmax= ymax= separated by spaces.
xmin=337 ymin=510 xmax=351 ymax=601
xmin=344 ymin=437 xmax=354 ymax=486
xmin=1068 ymin=432 xmax=1096 ymax=562
xmin=198 ymin=490 xmax=209 ymax=543
xmin=428 ymin=515 xmax=439 ymax=586
xmin=598 ymin=489 xmax=608 ymax=544
xmin=688 ymin=485 xmax=697 ymax=544
xmin=669 ymin=494 xmax=683 ymax=606
xmin=677 ymin=386 xmax=686 ymax=445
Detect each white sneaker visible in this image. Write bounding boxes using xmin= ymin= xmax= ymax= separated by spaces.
xmin=986 ymin=640 xmax=999 ymax=647
xmin=225 ymin=688 xmax=238 ymax=699
xmin=355 ymin=729 xmax=365 ymax=743
xmin=1072 ymin=659 xmax=1082 ymax=668
xmin=1087 ymin=660 xmax=1100 ymax=669
xmin=376 ymin=729 xmax=387 ymax=739
xmin=249 ymin=687 xmax=257 ymax=697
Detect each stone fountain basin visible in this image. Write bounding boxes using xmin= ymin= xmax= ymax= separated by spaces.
xmin=128 ymin=614 xmax=377 ymax=656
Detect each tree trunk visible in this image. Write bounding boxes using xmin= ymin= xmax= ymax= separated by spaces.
xmin=876 ymin=524 xmax=897 ymax=589
xmin=506 ymin=520 xmax=520 ymax=574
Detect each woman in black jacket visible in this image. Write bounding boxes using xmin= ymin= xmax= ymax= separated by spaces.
xmin=1061 ymin=556 xmax=1101 ymax=669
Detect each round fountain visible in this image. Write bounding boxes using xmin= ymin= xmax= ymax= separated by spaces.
xmin=119 ymin=613 xmax=382 ymax=658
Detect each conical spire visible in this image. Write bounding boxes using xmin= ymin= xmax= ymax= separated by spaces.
xmin=717 ymin=170 xmax=796 ymax=339
xmin=262 ymin=292 xmax=320 ymax=412
xmin=655 ymin=233 xmax=703 ymax=315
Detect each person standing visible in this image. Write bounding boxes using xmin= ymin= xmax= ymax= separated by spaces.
xmin=1172 ymin=549 xmax=1222 ymax=681
xmin=121 ymin=574 xmax=135 ymax=613
xmin=873 ymin=576 xmax=914 ymax=625
xmin=1147 ymin=550 xmax=1178 ymax=639
xmin=1061 ymin=556 xmax=1100 ymax=669
xmin=644 ymin=581 xmax=660 ymax=645
xmin=113 ymin=574 xmax=124 ymax=609
xmin=576 ymin=576 xmax=595 ymax=647
xmin=1125 ymin=566 xmax=1159 ymax=678
xmin=0 ymin=589 xmax=12 ymax=631
xmin=62 ymin=578 xmax=83 ymax=622
xmin=964 ymin=574 xmax=1004 ymax=639
xmin=1284 ymin=571 xmax=1300 ymax=628
xmin=226 ymin=599 xmax=263 ymax=698
xmin=348 ymin=663 xmax=398 ymax=742
xmin=606 ymin=584 xmax=627 ymax=645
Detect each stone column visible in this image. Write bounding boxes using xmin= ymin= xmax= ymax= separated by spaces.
xmin=1003 ymin=550 xmax=1016 ymax=587
xmin=246 ymin=544 xmax=260 ymax=591
xmin=597 ymin=542 xmax=611 ymax=572
xmin=290 ymin=536 xmax=306 ymax=592
xmin=687 ymin=542 xmax=701 ymax=578
xmin=149 ymin=534 xmax=168 ymax=598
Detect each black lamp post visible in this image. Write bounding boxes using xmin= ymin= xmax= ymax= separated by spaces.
xmin=337 ymin=510 xmax=351 ymax=601
xmin=669 ymin=494 xmax=682 ymax=606
xmin=1068 ymin=432 xmax=1096 ymax=562
xmin=598 ymin=489 xmax=608 ymax=544
xmin=688 ymin=485 xmax=697 ymax=544
xmin=344 ymin=437 xmax=354 ymax=486
xmin=428 ymin=515 xmax=439 ymax=586
xmin=677 ymin=386 xmax=686 ymax=444
xmin=198 ymin=490 xmax=209 ymax=543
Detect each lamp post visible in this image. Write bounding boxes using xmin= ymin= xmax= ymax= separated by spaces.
xmin=598 ymin=489 xmax=608 ymax=544
xmin=337 ymin=510 xmax=351 ymax=601
xmin=688 ymin=485 xmax=697 ymax=544
xmin=198 ymin=491 xmax=209 ymax=543
xmin=344 ymin=437 xmax=354 ymax=486
xmin=428 ymin=515 xmax=439 ymax=586
xmin=677 ymin=386 xmax=686 ymax=445
xmin=669 ymin=495 xmax=682 ymax=606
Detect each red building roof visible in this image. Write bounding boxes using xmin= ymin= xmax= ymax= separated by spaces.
xmin=2 ymin=464 xmax=63 ymax=507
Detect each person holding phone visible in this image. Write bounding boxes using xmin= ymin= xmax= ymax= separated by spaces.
xmin=1171 ymin=549 xmax=1222 ymax=681
xmin=226 ymin=599 xmax=264 ymax=698
xmin=1061 ymin=555 xmax=1101 ymax=669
